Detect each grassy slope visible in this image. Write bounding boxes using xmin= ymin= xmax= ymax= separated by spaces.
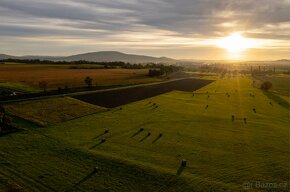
xmin=0 ymin=76 xmax=289 ymax=191
xmin=4 ymin=97 xmax=106 ymax=126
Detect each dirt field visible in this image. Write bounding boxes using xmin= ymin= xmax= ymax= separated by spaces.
xmin=0 ymin=64 xmax=158 ymax=89
xmin=73 ymin=79 xmax=213 ymax=107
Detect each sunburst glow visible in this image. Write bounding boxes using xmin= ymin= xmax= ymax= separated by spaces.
xmin=213 ymin=32 xmax=262 ymax=60
xmin=217 ymin=33 xmax=256 ymax=53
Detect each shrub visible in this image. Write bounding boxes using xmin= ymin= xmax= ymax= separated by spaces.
xmin=148 ymin=69 xmax=163 ymax=77
xmin=260 ymin=81 xmax=272 ymax=91
xmin=0 ymin=106 xmax=14 ymax=133
xmin=181 ymin=159 xmax=187 ymax=167
xmin=3 ymin=116 xmax=13 ymax=126
xmin=231 ymin=115 xmax=235 ymax=121
xmin=243 ymin=118 xmax=247 ymax=124
xmin=0 ymin=105 xmax=5 ymax=116
xmin=39 ymin=81 xmax=48 ymax=92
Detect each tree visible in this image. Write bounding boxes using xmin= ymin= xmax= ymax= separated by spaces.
xmin=39 ymin=81 xmax=47 ymax=93
xmin=0 ymin=105 xmax=5 ymax=115
xmin=148 ymin=69 xmax=163 ymax=77
xmin=261 ymin=81 xmax=272 ymax=91
xmin=0 ymin=105 xmax=5 ymax=131
xmin=84 ymin=76 xmax=93 ymax=88
xmin=0 ymin=105 xmax=13 ymax=133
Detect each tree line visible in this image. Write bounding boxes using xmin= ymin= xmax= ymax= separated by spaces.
xmin=148 ymin=65 xmax=183 ymax=77
xmin=0 ymin=59 xmax=181 ymax=70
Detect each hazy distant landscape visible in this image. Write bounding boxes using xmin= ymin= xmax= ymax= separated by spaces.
xmin=0 ymin=0 xmax=290 ymax=191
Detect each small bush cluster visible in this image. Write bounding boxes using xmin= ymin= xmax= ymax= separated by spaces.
xmin=249 ymin=93 xmax=255 ymax=98
xmin=260 ymin=81 xmax=272 ymax=91
xmin=243 ymin=118 xmax=247 ymax=124
xmin=0 ymin=106 xmax=14 ymax=134
xmin=148 ymin=69 xmax=163 ymax=77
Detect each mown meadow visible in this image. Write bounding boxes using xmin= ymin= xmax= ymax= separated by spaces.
xmin=0 ymin=75 xmax=289 ymax=191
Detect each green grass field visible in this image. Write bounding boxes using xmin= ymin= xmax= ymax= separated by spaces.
xmin=4 ymin=97 xmax=106 ymax=126
xmin=254 ymin=74 xmax=290 ymax=110
xmin=0 ymin=76 xmax=289 ymax=191
xmin=254 ymin=74 xmax=290 ymax=97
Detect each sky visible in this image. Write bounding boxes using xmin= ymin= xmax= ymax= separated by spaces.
xmin=0 ymin=0 xmax=289 ymax=60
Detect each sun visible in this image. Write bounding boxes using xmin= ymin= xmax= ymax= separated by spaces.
xmin=216 ymin=32 xmax=255 ymax=53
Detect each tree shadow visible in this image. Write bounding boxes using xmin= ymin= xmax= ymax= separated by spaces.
xmin=75 ymin=171 xmax=96 ymax=186
xmin=89 ymin=141 xmax=105 ymax=149
xmin=152 ymin=134 xmax=162 ymax=144
xmin=111 ymin=109 xmax=119 ymax=113
xmin=152 ymin=106 xmax=159 ymax=110
xmin=140 ymin=134 xmax=151 ymax=142
xmin=131 ymin=129 xmax=144 ymax=138
xmin=65 ymin=168 xmax=100 ymax=191
xmin=176 ymin=165 xmax=185 ymax=176
xmin=111 ymin=107 xmax=122 ymax=113
xmin=264 ymin=91 xmax=289 ymax=110
xmin=93 ymin=133 xmax=105 ymax=139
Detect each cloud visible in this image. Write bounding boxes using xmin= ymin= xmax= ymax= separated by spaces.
xmin=0 ymin=0 xmax=289 ymax=59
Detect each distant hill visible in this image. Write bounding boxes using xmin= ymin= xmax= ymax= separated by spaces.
xmin=0 ymin=51 xmax=176 ymax=64
xmin=0 ymin=54 xmax=61 ymax=61
xmin=276 ymin=59 xmax=290 ymax=62
xmin=0 ymin=54 xmax=17 ymax=60
xmin=61 ymin=51 xmax=176 ymax=63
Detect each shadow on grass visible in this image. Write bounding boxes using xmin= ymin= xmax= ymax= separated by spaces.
xmin=176 ymin=165 xmax=185 ymax=176
xmin=93 ymin=133 xmax=105 ymax=139
xmin=75 ymin=171 xmax=96 ymax=186
xmin=65 ymin=170 xmax=98 ymax=192
xmin=111 ymin=108 xmax=122 ymax=113
xmin=152 ymin=134 xmax=162 ymax=144
xmin=263 ymin=91 xmax=289 ymax=110
xmin=140 ymin=134 xmax=150 ymax=142
xmin=89 ymin=141 xmax=104 ymax=149
xmin=131 ymin=130 xmax=143 ymax=138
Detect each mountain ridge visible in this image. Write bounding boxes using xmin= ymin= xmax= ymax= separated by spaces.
xmin=0 ymin=51 xmax=176 ymax=63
